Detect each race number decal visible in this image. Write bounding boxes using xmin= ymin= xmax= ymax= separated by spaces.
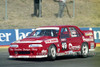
xmin=69 ymin=43 xmax=72 ymax=49
xmin=62 ymin=42 xmax=67 ymax=50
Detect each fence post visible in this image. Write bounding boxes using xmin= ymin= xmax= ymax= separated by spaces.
xmin=73 ymin=0 xmax=75 ymax=18
xmin=5 ymin=0 xmax=8 ymax=20
xmin=39 ymin=0 xmax=42 ymax=17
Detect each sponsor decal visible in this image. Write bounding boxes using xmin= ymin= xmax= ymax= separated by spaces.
xmin=32 ymin=48 xmax=37 ymax=51
xmin=69 ymin=43 xmax=80 ymax=50
xmin=65 ymin=51 xmax=74 ymax=54
xmin=85 ymin=32 xmax=93 ymax=36
xmin=14 ymin=49 xmax=22 ymax=51
xmin=82 ymin=36 xmax=93 ymax=41
xmin=61 ymin=38 xmax=66 ymax=41
xmin=57 ymin=53 xmax=65 ymax=56
xmin=69 ymin=43 xmax=72 ymax=49
xmin=45 ymin=38 xmax=58 ymax=44
xmin=10 ymin=48 xmax=31 ymax=51
xmin=71 ymin=45 xmax=80 ymax=50
xmin=57 ymin=51 xmax=76 ymax=56
xmin=23 ymin=48 xmax=30 ymax=51
xmin=39 ymin=50 xmax=47 ymax=55
xmin=41 ymin=50 xmax=47 ymax=53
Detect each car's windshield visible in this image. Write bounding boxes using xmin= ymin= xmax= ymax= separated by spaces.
xmin=29 ymin=29 xmax=59 ymax=37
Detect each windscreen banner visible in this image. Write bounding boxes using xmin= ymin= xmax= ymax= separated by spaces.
xmin=0 ymin=28 xmax=100 ymax=45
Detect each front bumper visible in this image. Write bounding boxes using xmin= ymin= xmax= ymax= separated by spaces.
xmin=9 ymin=55 xmax=47 ymax=58
xmin=8 ymin=47 xmax=48 ymax=58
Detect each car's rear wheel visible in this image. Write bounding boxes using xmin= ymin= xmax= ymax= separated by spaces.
xmin=48 ymin=45 xmax=56 ymax=61
xmin=81 ymin=43 xmax=89 ymax=58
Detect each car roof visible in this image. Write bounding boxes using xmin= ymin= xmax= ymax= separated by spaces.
xmin=40 ymin=25 xmax=77 ymax=28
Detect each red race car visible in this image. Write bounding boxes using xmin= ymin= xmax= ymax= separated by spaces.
xmin=8 ymin=25 xmax=96 ymax=60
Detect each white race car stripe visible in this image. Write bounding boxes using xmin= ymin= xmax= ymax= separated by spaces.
xmin=16 ymin=40 xmax=43 ymax=43
xmin=36 ymin=27 xmax=59 ymax=30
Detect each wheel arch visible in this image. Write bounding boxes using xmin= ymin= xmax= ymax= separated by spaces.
xmin=47 ymin=43 xmax=57 ymax=53
xmin=50 ymin=44 xmax=57 ymax=50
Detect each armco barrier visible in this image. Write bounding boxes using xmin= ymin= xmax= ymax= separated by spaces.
xmin=0 ymin=28 xmax=100 ymax=46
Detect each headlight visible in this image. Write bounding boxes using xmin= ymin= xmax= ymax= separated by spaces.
xmin=29 ymin=44 xmax=43 ymax=47
xmin=10 ymin=45 xmax=18 ymax=47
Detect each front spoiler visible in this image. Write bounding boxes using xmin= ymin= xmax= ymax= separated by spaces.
xmin=9 ymin=55 xmax=47 ymax=58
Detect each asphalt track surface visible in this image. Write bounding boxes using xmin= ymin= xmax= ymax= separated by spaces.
xmin=0 ymin=49 xmax=100 ymax=67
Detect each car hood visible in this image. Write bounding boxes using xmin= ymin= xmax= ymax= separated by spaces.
xmin=21 ymin=36 xmax=51 ymax=41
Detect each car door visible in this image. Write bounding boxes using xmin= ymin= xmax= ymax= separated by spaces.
xmin=60 ymin=27 xmax=70 ymax=52
xmin=68 ymin=27 xmax=83 ymax=51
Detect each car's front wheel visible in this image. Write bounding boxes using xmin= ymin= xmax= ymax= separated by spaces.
xmin=48 ymin=45 xmax=56 ymax=60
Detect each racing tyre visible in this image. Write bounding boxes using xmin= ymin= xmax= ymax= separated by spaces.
xmin=48 ymin=45 xmax=56 ymax=61
xmin=81 ymin=43 xmax=89 ymax=58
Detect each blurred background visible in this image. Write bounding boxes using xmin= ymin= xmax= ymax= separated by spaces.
xmin=0 ymin=0 xmax=100 ymax=29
